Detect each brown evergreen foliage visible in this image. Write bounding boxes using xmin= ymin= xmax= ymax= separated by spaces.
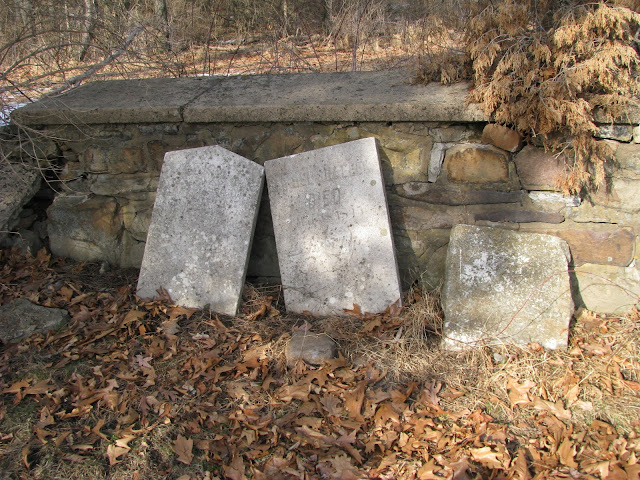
xmin=418 ymin=0 xmax=640 ymax=193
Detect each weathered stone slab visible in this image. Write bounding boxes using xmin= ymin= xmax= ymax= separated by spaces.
xmin=610 ymin=142 xmax=640 ymax=178
xmin=137 ymin=146 xmax=264 ymax=315
xmin=528 ymin=192 xmax=581 ymax=211
xmin=442 ymin=225 xmax=574 ymax=350
xmin=0 ymin=298 xmax=70 ymax=343
xmin=265 ymin=137 xmax=402 ymax=315
xmin=11 ymin=78 xmax=213 ymax=125
xmin=574 ymin=264 xmax=640 ymax=314
xmin=595 ymin=125 xmax=633 ymax=142
xmin=185 ymin=72 xmax=486 ymax=123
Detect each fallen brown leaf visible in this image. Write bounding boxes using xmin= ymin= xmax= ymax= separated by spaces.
xmin=173 ymin=435 xmax=194 ymax=465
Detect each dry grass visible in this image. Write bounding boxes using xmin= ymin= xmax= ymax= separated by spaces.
xmin=239 ymin=283 xmax=640 ymax=436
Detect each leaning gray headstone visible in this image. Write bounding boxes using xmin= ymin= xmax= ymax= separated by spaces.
xmin=441 ymin=225 xmax=574 ymax=350
xmin=265 ymin=137 xmax=401 ymax=315
xmin=137 ymin=146 xmax=264 ymax=315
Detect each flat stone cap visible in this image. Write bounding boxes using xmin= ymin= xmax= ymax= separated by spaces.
xmin=12 ymin=70 xmax=487 ymax=125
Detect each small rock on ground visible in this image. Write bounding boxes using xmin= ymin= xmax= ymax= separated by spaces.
xmin=0 ymin=297 xmax=70 ymax=344
xmin=286 ymin=332 xmax=339 ymax=366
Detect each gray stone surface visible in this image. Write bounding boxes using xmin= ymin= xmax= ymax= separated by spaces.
xmin=428 ymin=142 xmax=454 ymax=182
xmin=13 ymin=72 xmax=486 ymax=126
xmin=0 ymin=161 xmax=41 ymax=245
xmin=48 ymin=194 xmax=122 ymax=264
xmin=286 ymin=332 xmax=339 ymax=366
xmin=265 ymin=137 xmax=402 ymax=315
xmin=527 ymin=192 xmax=581 ymax=210
xmin=395 ymin=183 xmax=524 ymax=205
xmin=0 ymin=298 xmax=70 ymax=343
xmin=474 ymin=210 xmax=565 ymax=224
xmin=11 ymin=78 xmax=212 ymax=125
xmin=137 ymin=146 xmax=264 ymax=315
xmin=574 ymin=264 xmax=640 ymax=314
xmin=596 ymin=124 xmax=633 ymax=142
xmin=442 ymin=225 xmax=574 ymax=350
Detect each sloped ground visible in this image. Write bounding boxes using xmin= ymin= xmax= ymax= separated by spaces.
xmin=0 ymin=248 xmax=638 ymax=479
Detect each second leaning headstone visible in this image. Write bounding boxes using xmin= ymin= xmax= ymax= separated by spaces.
xmin=137 ymin=146 xmax=264 ymax=315
xmin=265 ymin=137 xmax=402 ymax=315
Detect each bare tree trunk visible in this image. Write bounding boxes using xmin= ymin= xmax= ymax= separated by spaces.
xmin=78 ymin=0 xmax=97 ymax=61
xmin=282 ymin=0 xmax=289 ymax=36
xmin=154 ymin=0 xmax=171 ymax=51
xmin=17 ymin=0 xmax=36 ymax=37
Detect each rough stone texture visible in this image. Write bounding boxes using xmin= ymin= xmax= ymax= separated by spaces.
xmin=286 ymin=332 xmax=339 ymax=366
xmin=518 ymin=226 xmax=635 ymax=267
xmin=593 ymin=178 xmax=640 ymax=212
xmin=0 ymin=298 xmax=70 ymax=343
xmin=444 ymin=144 xmax=509 ymax=183
xmin=574 ymin=264 xmax=640 ymax=314
xmin=394 ymin=183 xmax=524 ymax=205
xmin=11 ymin=78 xmax=213 ymax=125
xmin=514 ymin=145 xmax=567 ymax=191
xmin=137 ymin=146 xmax=264 ymax=315
xmin=48 ymin=194 xmax=122 ymax=264
xmin=0 ymin=161 xmax=41 ymax=246
xmin=428 ymin=142 xmax=454 ymax=182
xmin=474 ymin=210 xmax=565 ymax=224
xmin=596 ymin=125 xmax=633 ymax=142
xmin=611 ymin=142 xmax=640 ymax=178
xmin=442 ymin=225 xmax=574 ymax=350
xmin=265 ymin=137 xmax=402 ymax=315
xmin=528 ymin=192 xmax=581 ymax=211
xmin=13 ymin=72 xmax=486 ymax=126
xmin=390 ymin=204 xmax=472 ymax=230
xmin=394 ymin=229 xmax=451 ymax=290
xmin=482 ymin=124 xmax=523 ymax=152
xmin=185 ymin=72 xmax=485 ymax=123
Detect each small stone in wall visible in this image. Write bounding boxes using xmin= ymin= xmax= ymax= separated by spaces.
xmin=441 ymin=225 xmax=574 ymax=350
xmin=481 ymin=124 xmax=523 ymax=152
xmin=528 ymin=192 xmax=581 ymax=210
xmin=0 ymin=298 xmax=70 ymax=344
xmin=574 ymin=263 xmax=640 ymax=314
xmin=286 ymin=332 xmax=339 ymax=366
xmin=595 ymin=125 xmax=633 ymax=142
xmin=514 ymin=145 xmax=567 ymax=191
xmin=444 ymin=144 xmax=509 ymax=183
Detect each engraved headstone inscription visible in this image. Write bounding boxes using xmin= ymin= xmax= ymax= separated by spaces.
xmin=137 ymin=146 xmax=264 ymax=315
xmin=265 ymin=137 xmax=402 ymax=315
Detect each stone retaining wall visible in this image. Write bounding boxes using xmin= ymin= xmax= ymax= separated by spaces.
xmin=11 ymin=71 xmax=640 ymax=313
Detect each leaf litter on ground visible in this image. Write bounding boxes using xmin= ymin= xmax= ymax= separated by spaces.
xmin=0 ymin=247 xmax=639 ymax=479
